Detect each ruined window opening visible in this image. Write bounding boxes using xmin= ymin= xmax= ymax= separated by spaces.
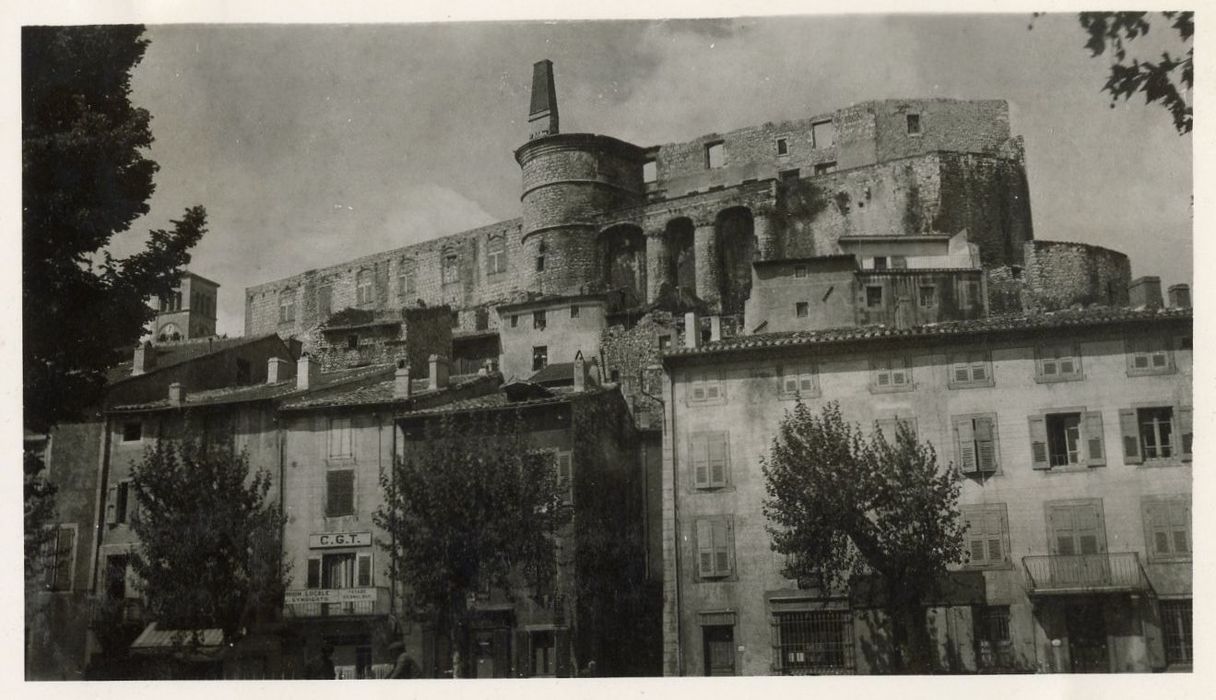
xmin=642 ymin=159 xmax=657 ymax=183
xmin=811 ymin=120 xmax=835 ymax=149
xmin=795 ymin=302 xmax=809 ymax=318
xmin=356 ymin=269 xmax=374 ymax=306
xmin=865 ymin=286 xmax=884 ymax=308
xmin=873 ymin=257 xmax=888 ymax=270
xmin=813 ymin=161 xmax=837 ymax=176
xmin=533 ymin=310 xmax=547 ymax=331
xmin=570 ymin=305 xmax=580 ymax=319
xmin=775 ymin=137 xmax=789 ymax=156
xmin=536 ymin=256 xmax=545 ymax=272
xmin=906 ymin=113 xmax=922 ymax=136
xmin=279 ymin=291 xmax=295 ymax=324
xmin=918 ymin=285 xmax=937 ymax=308
xmin=610 ymin=369 xmax=621 ymax=383
xmin=347 ymin=334 xmax=359 ymax=350
xmin=705 ymin=141 xmax=724 ymax=169
xmin=511 ymin=314 xmax=519 ymax=328
xmin=122 ymin=421 xmax=142 ymax=443
xmin=442 ymin=254 xmax=459 ymax=286
xmin=486 ymin=235 xmax=507 ymax=276
xmin=532 ymin=346 xmax=548 ymax=372
xmin=475 ymin=308 xmax=489 ymax=331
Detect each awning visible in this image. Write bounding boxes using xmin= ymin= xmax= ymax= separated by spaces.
xmin=130 ymin=622 xmax=227 ymax=660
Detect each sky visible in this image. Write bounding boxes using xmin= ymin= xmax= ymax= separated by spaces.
xmin=113 ymin=14 xmax=1193 ymax=336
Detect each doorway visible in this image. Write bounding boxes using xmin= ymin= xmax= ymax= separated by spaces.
xmin=702 ymin=625 xmax=735 ymax=676
xmin=1066 ymin=604 xmax=1109 ymax=673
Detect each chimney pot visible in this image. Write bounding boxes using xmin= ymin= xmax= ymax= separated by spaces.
xmin=394 ymin=359 xmax=413 ymax=399
xmin=168 ymin=382 xmax=184 ymax=407
xmin=709 ymin=315 xmax=722 ymax=342
xmin=133 ymin=341 xmax=156 ymax=376
xmin=1128 ymin=276 xmax=1163 ymax=310
xmin=684 ymin=311 xmax=701 ymax=349
xmin=527 ymin=59 xmax=560 ymax=140
xmin=296 ymin=353 xmax=320 ymax=391
xmin=1168 ymin=283 xmax=1191 ymax=309
xmin=267 ymin=357 xmax=290 ymax=384
xmin=428 ymin=354 xmax=449 ymax=391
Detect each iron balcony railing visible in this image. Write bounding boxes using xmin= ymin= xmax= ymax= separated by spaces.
xmin=1022 ymin=552 xmax=1150 ymax=594
xmin=282 ymin=586 xmax=390 ymax=618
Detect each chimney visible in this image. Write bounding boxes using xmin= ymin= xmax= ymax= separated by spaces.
xmin=296 ymin=353 xmax=320 ymax=391
xmin=394 ymin=359 xmax=413 ymax=399
xmin=168 ymin=382 xmax=184 ymax=407
xmin=573 ymin=351 xmax=586 ymax=393
xmin=1128 ymin=276 xmax=1163 ymax=310
xmin=1168 ymin=283 xmax=1191 ymax=309
xmin=684 ymin=311 xmax=701 ymax=349
xmin=428 ymin=354 xmax=449 ymax=391
xmin=709 ymin=315 xmax=722 ymax=342
xmin=133 ymin=341 xmax=156 ymax=376
xmin=527 ymin=60 xmax=559 ymax=140
xmin=267 ymin=357 xmax=290 ymax=384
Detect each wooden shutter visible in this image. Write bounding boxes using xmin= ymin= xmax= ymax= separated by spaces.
xmin=696 ymin=520 xmax=715 ymax=578
xmin=1145 ymin=504 xmax=1170 ymax=555
xmin=117 ymin=481 xmax=130 ymax=524
xmin=1028 ymin=415 xmax=1049 ymax=469
xmin=357 ymin=553 xmax=372 ymax=587
xmin=1169 ymin=502 xmax=1190 ymax=554
xmin=327 ymin=470 xmax=355 ymax=516
xmin=798 ymin=369 xmax=816 ymax=394
xmin=956 ymin=419 xmax=977 ymax=472
xmin=1119 ymin=409 xmax=1142 ymax=464
xmin=782 ymin=370 xmax=799 ymax=395
xmin=975 ymin=417 xmax=997 ymax=472
xmin=106 ymin=484 xmax=118 ymax=524
xmin=1179 ymin=407 xmax=1192 ymax=461
xmin=987 ymin=511 xmax=1005 ymax=563
xmin=1047 ymin=506 xmax=1074 ymax=555
xmin=691 ymin=435 xmax=710 ymax=488
xmin=712 ymin=520 xmax=731 ymax=575
xmin=307 ymin=557 xmax=321 ymax=588
xmin=1083 ymin=411 xmax=1106 ymax=467
xmin=704 ymin=373 xmax=721 ymax=399
xmin=707 ymin=433 xmax=728 ymax=487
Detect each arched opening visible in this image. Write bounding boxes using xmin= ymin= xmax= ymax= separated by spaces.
xmin=158 ymin=322 xmax=182 ymax=342
xmin=715 ymin=207 xmax=756 ymax=316
xmin=665 ymin=218 xmax=696 ymax=299
xmin=599 ymin=224 xmax=647 ymax=307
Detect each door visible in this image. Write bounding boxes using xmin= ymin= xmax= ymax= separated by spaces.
xmin=703 ymin=625 xmax=735 ymax=676
xmin=1066 ymin=604 xmax=1109 ymax=673
xmin=472 ymin=630 xmax=496 ymax=678
xmin=1047 ymin=502 xmax=1109 ymax=587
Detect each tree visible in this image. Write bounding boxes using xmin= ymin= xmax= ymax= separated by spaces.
xmin=129 ymin=439 xmax=288 ymax=646
xmin=761 ymin=401 xmax=966 ymax=673
xmin=375 ymin=409 xmax=570 ymax=677
xmin=22 ymin=25 xmax=208 ymax=433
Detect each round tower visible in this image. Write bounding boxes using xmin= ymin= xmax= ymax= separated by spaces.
xmin=514 ymin=60 xmax=646 ymax=296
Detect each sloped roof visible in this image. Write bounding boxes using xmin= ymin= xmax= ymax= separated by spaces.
xmin=395 ymin=385 xmax=616 ymax=421
xmin=107 ymin=334 xmax=285 ymax=385
xmin=665 ymin=306 xmax=1192 ymax=363
xmin=278 ymin=371 xmax=498 ymax=410
xmin=527 ymin=362 xmax=574 ymax=385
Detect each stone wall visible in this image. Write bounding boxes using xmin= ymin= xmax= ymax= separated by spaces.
xmin=303 ymin=306 xmax=452 ymax=373
xmin=600 ymin=311 xmax=686 ymax=430
xmin=1021 ymin=240 xmax=1131 ymax=312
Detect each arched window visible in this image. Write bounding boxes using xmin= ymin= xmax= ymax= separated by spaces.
xmin=398 ymin=260 xmax=417 ymax=299
xmin=279 ymin=289 xmax=296 ymax=324
xmin=158 ymin=322 xmax=181 ymax=342
xmin=441 ymin=253 xmax=459 ymax=286
xmin=356 ymin=269 xmax=374 ymax=306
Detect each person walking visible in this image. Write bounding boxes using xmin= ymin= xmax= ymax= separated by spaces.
xmin=387 ymin=640 xmax=419 ymax=679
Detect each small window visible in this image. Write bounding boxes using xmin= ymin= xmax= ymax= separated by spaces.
xmin=779 ymin=364 xmax=818 ymax=399
xmin=1143 ymin=497 xmax=1191 ymax=560
xmin=450 ymin=310 xmax=460 ymax=329
xmin=317 ymin=284 xmax=333 ymax=317
xmin=609 ymin=369 xmax=621 ymax=383
xmin=1036 ymin=343 xmax=1083 ymax=382
xmin=356 ymin=269 xmax=374 ymax=306
xmin=871 ymin=357 xmax=912 ymax=392
xmin=325 ymin=469 xmax=355 ymax=517
xmin=795 ymin=302 xmax=809 ymax=318
xmin=115 ymin=481 xmax=130 ymax=524
xmin=536 ymin=256 xmax=545 ymax=272
xmin=775 ymin=137 xmax=789 ymax=156
xmin=811 ymin=120 xmax=835 ymax=149
xmin=813 ymin=161 xmax=837 ymax=175
xmin=278 ymin=291 xmax=296 ymax=324
xmin=906 ymin=113 xmax=922 ymax=136
xmin=962 ymin=504 xmax=1009 ymax=568
xmin=918 ymin=285 xmax=937 ymax=308
xmin=1029 ymin=410 xmax=1105 ymax=469
xmin=688 ymin=369 xmax=723 ymax=404
xmin=694 ymin=517 xmax=734 ymax=578
xmin=794 ymin=264 xmax=808 ymax=278
xmin=347 ymin=334 xmax=359 ymax=350
xmin=959 ymin=280 xmax=982 ymax=309
xmin=570 ymin=305 xmax=580 ymax=319
xmin=533 ymin=310 xmax=547 ymax=330
xmin=948 ymin=351 xmax=994 ymax=389
xmin=955 ymin=414 xmax=999 ymax=473
xmin=122 ymin=422 xmax=142 ymax=443
xmin=874 ymin=417 xmax=918 ymax=443
xmin=511 ymin=314 xmax=519 ymax=328
xmin=475 ymin=308 xmax=489 ymax=331
xmin=442 ymin=254 xmax=459 ymax=285
xmin=1126 ymin=337 xmax=1174 ymax=375
xmin=532 ymin=346 xmax=548 ymax=372
xmin=705 ymin=141 xmax=725 ymax=169
xmin=865 ymin=286 xmax=884 ymax=308
xmin=873 ymin=257 xmax=888 ymax=271
xmin=328 ymin=417 xmax=353 ymax=459
xmin=642 ymin=160 xmax=657 ymax=183
xmin=658 ymin=335 xmax=671 ymax=352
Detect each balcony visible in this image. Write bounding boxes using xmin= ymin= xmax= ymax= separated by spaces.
xmin=283 ymin=587 xmax=390 ymax=618
xmin=1022 ymin=553 xmax=1152 ymax=595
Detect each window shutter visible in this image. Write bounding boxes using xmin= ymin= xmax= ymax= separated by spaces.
xmin=707 ymin=433 xmax=728 ymax=487
xmin=57 ymin=527 xmax=75 ymax=589
xmin=783 ymin=374 xmax=798 ymax=394
xmin=705 ymin=378 xmax=720 ymax=400
xmin=307 ymin=558 xmax=321 ymax=588
xmin=1179 ymin=407 xmax=1192 ymax=461
xmin=954 ymin=365 xmax=970 ymax=383
xmin=1028 ymin=416 xmax=1049 ymax=469
xmin=713 ymin=520 xmax=732 ymax=575
xmin=357 ymin=553 xmax=372 ymax=587
xmin=692 ymin=381 xmax=706 ymax=401
xmin=327 ymin=470 xmax=355 ymax=516
xmin=696 ymin=520 xmax=715 ymax=578
xmin=1083 ymin=411 xmax=1106 ymax=467
xmin=799 ymin=373 xmax=815 ymax=393
xmin=975 ymin=417 xmax=996 ymax=472
xmin=1170 ymin=503 xmax=1190 ymax=553
xmin=106 ymin=485 xmax=118 ymax=525
xmin=1119 ymin=409 xmax=1143 ymax=464
xmin=117 ymin=481 xmax=130 ymax=524
xmin=988 ymin=512 xmax=1005 ymax=562
xmin=956 ymin=419 xmax=977 ymax=472
xmin=691 ymin=435 xmax=710 ymax=488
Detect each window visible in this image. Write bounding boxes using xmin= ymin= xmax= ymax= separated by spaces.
xmin=694 ymin=517 xmax=734 ymax=578
xmin=1160 ymin=600 xmax=1193 ymax=666
xmin=355 ymin=269 xmax=374 ymax=306
xmin=105 ymin=554 xmax=130 ymax=600
xmin=450 ymin=310 xmax=460 ymax=329
xmin=906 ymin=113 xmax=922 ymax=135
xmin=536 ymin=255 xmax=545 ymax=272
xmin=1030 ymin=411 xmax=1105 ymax=469
xmin=773 ymin=610 xmax=854 ymax=675
xmin=973 ymin=606 xmax=1014 ymax=669
xmin=122 ymin=421 xmax=142 ymax=443
xmin=953 ymin=414 xmax=998 ymax=473
xmin=870 ymin=357 xmax=912 ymax=391
xmin=346 ymin=334 xmax=359 ymax=350
xmin=106 ymin=480 xmax=132 ymax=525
xmin=865 ymin=285 xmax=883 ymax=308
xmin=1036 ymin=343 xmax=1082 ymax=381
xmin=873 ymin=257 xmax=888 ymax=271
xmin=775 ymin=137 xmax=789 ymax=156
xmin=442 ymin=254 xmax=459 ymax=285
xmin=780 ymin=364 xmax=818 ymax=399
xmin=530 ymin=630 xmax=556 ymax=676
xmin=690 ymin=432 xmax=730 ymax=489
xmin=959 ymin=280 xmax=981 ymax=309
xmin=475 ymin=308 xmax=489 ymax=331
xmin=794 ymin=264 xmax=808 ymax=278
xmin=642 ymin=160 xmax=657 ymax=183
xmin=962 ymin=504 xmax=1009 ymax=567
xmin=811 ymin=120 xmax=835 ymax=149
xmin=510 ymin=314 xmax=518 ymax=328
xmin=533 ymin=310 xmax=547 ymax=330
xmin=813 ymin=161 xmax=837 ymax=175
xmin=1119 ymin=406 xmax=1189 ymax=464
xmin=326 ymin=469 xmax=355 ymax=517
xmin=658 ymin=335 xmax=671 ymax=352
xmin=948 ymin=351 xmax=994 ymax=389
xmin=328 ymin=417 xmax=353 ymax=459
xmin=918 ymin=285 xmax=936 ymax=308
xmin=891 ymin=256 xmax=907 ymax=269
xmin=397 ymin=261 xmax=416 ymax=297
xmin=278 ymin=290 xmax=295 ymax=323
xmin=486 ymin=235 xmax=507 ymax=275
xmin=317 ymin=284 xmax=333 ymax=317
xmin=875 ymin=417 xmax=918 ymax=443
xmin=1143 ymin=497 xmax=1190 ymax=560
xmin=1047 ymin=501 xmax=1106 ymax=556
xmin=42 ymin=524 xmax=77 ymax=591
xmin=570 ymin=305 xmax=580 ymax=319
xmin=532 ymin=346 xmax=548 ymax=372
xmin=1126 ymin=337 xmax=1174 ymax=375
xmin=609 ymin=369 xmax=621 ymax=383
xmin=795 ymin=302 xmax=809 ymax=318
xmin=1138 ymin=407 xmax=1175 ymax=459
xmin=705 ymin=141 xmax=724 ymax=169
xmin=688 ymin=369 xmax=723 ymax=403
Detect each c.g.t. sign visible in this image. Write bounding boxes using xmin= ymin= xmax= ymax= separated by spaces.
xmin=309 ymin=531 xmax=372 ymax=548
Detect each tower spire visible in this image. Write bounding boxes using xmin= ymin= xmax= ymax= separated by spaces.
xmin=528 ymin=59 xmax=559 ymax=140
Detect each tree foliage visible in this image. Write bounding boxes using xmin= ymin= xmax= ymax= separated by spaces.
xmin=24 ymin=451 xmax=58 ymax=596
xmin=22 ymin=25 xmax=207 ymax=432
xmin=129 ymin=439 xmax=287 ymax=642
xmin=375 ymin=409 xmax=570 ymax=676
xmin=761 ymin=401 xmax=965 ymax=672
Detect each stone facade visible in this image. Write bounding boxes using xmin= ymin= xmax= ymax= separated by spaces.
xmin=1020 ymin=240 xmax=1132 ymax=312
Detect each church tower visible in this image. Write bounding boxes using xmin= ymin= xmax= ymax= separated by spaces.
xmin=153 ymin=272 xmax=219 ymax=342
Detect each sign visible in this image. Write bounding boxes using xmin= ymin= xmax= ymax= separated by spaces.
xmin=309 ymin=531 xmax=372 ymax=549
xmin=285 ymin=587 xmax=378 ymax=605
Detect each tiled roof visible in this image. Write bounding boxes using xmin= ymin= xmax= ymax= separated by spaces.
xmin=279 ymin=371 xmax=496 ymax=410
xmin=395 ymin=385 xmax=614 ymax=420
xmin=528 ymin=362 xmax=574 ymax=385
xmin=109 ymin=364 xmax=392 ymax=412
xmin=665 ymin=306 xmax=1192 ymax=362
xmin=106 ymin=334 xmax=283 ymax=385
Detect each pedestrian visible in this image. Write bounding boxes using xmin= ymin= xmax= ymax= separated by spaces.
xmin=309 ymin=644 xmax=336 ymax=680
xmin=387 ymin=640 xmax=419 ymax=679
